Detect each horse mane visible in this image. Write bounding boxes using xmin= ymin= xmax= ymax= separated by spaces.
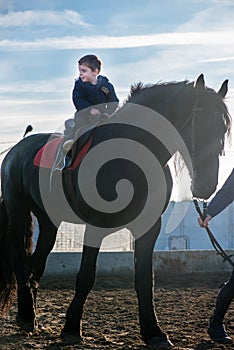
xmin=125 ymin=79 xmax=232 ymax=140
xmin=124 ymin=79 xmax=232 ymax=181
xmin=222 ymin=99 xmax=232 ymax=141
xmin=125 ymin=80 xmax=191 ymax=103
xmin=128 ymin=81 xmax=145 ymax=97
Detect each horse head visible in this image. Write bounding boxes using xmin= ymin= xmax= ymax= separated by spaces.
xmin=125 ymin=74 xmax=231 ymax=201
xmin=187 ymin=74 xmax=231 ymax=199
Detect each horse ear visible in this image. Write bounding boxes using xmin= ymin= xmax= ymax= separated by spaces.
xmin=194 ymin=74 xmax=205 ymax=90
xmin=218 ymin=79 xmax=228 ymax=98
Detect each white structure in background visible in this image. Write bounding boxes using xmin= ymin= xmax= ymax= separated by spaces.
xmin=38 ymin=200 xmax=234 ymax=252
xmin=157 ymin=200 xmax=234 ymax=250
xmin=53 ymin=223 xmax=133 ymax=252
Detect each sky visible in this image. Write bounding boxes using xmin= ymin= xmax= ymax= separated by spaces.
xmin=0 ymin=0 xmax=234 ymax=192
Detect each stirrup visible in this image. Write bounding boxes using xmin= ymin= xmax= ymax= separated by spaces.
xmin=63 ymin=139 xmax=74 ymax=152
xmin=53 ymin=152 xmax=72 ymax=172
xmin=49 ymin=145 xmax=66 ymax=190
xmin=54 ymin=158 xmax=66 ymax=172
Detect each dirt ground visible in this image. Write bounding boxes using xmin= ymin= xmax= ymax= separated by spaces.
xmin=0 ymin=273 xmax=234 ymax=350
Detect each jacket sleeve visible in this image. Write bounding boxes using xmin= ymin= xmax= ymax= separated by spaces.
xmin=105 ymin=82 xmax=119 ymax=114
xmin=72 ymin=80 xmax=92 ymax=111
xmin=206 ymin=169 xmax=234 ymax=218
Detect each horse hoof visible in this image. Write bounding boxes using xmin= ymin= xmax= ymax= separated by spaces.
xmin=16 ymin=314 xmax=37 ymax=333
xmin=61 ymin=330 xmax=82 ymax=345
xmin=147 ymin=334 xmax=174 ymax=349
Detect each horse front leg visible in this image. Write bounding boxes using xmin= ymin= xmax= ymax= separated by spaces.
xmin=62 ymin=225 xmax=104 ymax=343
xmin=61 ymin=244 xmax=100 ymax=343
xmin=134 ymin=220 xmax=173 ymax=349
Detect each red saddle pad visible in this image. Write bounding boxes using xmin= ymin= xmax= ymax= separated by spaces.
xmin=34 ymin=136 xmax=92 ymax=170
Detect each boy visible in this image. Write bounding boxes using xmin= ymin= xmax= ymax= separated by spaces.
xmin=54 ymin=54 xmax=119 ymax=170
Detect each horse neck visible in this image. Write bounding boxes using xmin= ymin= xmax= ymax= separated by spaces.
xmin=120 ymin=82 xmax=195 ymax=164
xmin=129 ymin=82 xmax=195 ymax=131
xmin=156 ymin=83 xmax=195 ymax=131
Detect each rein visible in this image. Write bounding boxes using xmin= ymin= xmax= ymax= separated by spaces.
xmin=193 ymin=199 xmax=234 ymax=268
xmin=179 ymin=106 xmax=203 ymax=131
xmin=0 ymin=145 xmax=12 ymax=156
xmin=179 ymin=106 xmax=203 ymax=160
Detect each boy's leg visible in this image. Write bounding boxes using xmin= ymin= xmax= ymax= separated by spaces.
xmin=51 ymin=118 xmax=76 ymax=172
xmin=63 ymin=111 xmax=89 ymax=151
xmin=63 ymin=119 xmax=76 ymax=151
xmin=52 ymin=110 xmax=105 ymax=172
xmin=208 ymin=269 xmax=234 ymax=344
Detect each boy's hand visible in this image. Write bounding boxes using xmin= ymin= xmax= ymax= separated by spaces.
xmin=198 ymin=215 xmax=212 ymax=227
xmin=90 ymin=108 xmax=100 ymax=117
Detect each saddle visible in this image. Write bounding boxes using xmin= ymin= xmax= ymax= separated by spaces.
xmin=34 ymin=132 xmax=93 ymax=170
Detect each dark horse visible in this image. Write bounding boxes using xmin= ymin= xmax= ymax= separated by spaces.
xmin=0 ymin=74 xmax=231 ymax=349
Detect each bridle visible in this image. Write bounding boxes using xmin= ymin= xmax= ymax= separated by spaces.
xmin=178 ymin=104 xmax=203 ymax=178
xmin=185 ymin=106 xmax=203 ymax=159
xmin=179 ymin=100 xmax=226 ymax=173
xmin=178 ymin=102 xmax=233 ymax=266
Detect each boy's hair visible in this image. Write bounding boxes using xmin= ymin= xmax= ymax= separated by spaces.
xmin=78 ymin=54 xmax=102 ymax=72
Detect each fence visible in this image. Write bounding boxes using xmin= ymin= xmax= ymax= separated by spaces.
xmin=34 ymin=221 xmax=133 ymax=252
xmin=44 ymin=200 xmax=234 ymax=252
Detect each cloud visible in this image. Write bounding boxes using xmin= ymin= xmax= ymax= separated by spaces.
xmin=0 ymin=31 xmax=234 ymax=51
xmin=199 ymin=56 xmax=234 ymax=63
xmin=0 ymin=76 xmax=71 ymax=93
xmin=177 ymin=2 xmax=234 ymax=32
xmin=0 ymin=10 xmax=89 ymax=27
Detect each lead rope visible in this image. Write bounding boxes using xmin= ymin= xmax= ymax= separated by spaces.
xmin=193 ymin=199 xmax=234 ymax=268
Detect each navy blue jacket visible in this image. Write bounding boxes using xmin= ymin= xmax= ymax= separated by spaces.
xmin=207 ymin=168 xmax=234 ymax=218
xmin=72 ymin=75 xmax=119 ymax=115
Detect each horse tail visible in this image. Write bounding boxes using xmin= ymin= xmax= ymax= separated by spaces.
xmin=0 ymin=197 xmax=16 ymax=314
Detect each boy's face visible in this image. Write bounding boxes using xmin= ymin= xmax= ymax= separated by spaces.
xmin=79 ymin=64 xmax=99 ymax=84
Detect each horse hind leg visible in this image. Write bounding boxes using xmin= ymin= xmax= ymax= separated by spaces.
xmin=7 ymin=208 xmax=37 ymax=332
xmin=29 ymin=211 xmax=58 ymax=284
xmin=15 ymin=209 xmax=58 ymax=332
xmin=0 ymin=198 xmax=16 ymax=315
xmin=0 ymin=200 xmax=36 ymax=332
